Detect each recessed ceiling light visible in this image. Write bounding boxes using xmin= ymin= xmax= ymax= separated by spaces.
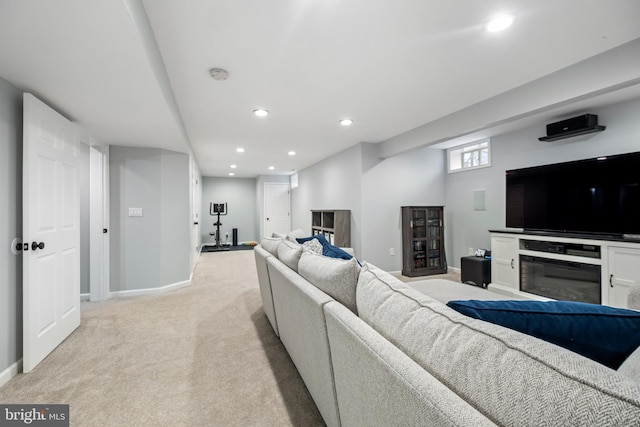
xmin=253 ymin=109 xmax=269 ymax=117
xmin=339 ymin=118 xmax=353 ymax=126
xmin=236 ymin=147 xmax=245 ymax=153
xmin=268 ymin=166 xmax=275 ymax=170
xmin=485 ymin=13 xmax=515 ymax=32
xmin=230 ymin=164 xmax=237 ymax=169
xmin=288 ymin=151 xmax=296 ymax=156
xmin=228 ymin=172 xmax=235 ymax=176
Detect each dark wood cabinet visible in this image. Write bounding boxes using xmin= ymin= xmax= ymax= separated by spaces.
xmin=401 ymin=206 xmax=446 ymax=277
xmin=311 ymin=210 xmax=351 ymax=247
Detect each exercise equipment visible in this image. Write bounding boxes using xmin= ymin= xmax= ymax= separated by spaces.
xmin=207 ymin=202 xmax=229 ymax=252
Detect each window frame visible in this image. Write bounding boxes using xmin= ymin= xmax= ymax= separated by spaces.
xmin=447 ymin=138 xmax=491 ymax=173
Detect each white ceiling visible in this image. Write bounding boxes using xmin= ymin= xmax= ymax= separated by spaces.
xmin=0 ymin=0 xmax=639 ymax=177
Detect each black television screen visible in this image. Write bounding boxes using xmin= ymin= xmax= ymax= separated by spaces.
xmin=505 ymin=151 xmax=640 ymax=236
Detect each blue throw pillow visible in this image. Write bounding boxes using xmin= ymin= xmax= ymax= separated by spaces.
xmin=296 ymin=235 xmax=353 ymax=260
xmin=446 ymin=299 xmax=640 ymax=369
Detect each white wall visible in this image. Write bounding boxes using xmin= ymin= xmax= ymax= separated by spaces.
xmin=0 ymin=77 xmax=22 ymax=376
xmin=110 ymin=146 xmax=191 ymax=291
xmin=291 ymin=144 xmax=364 ymax=256
xmin=361 ymin=144 xmax=445 ymax=271
xmin=79 ymin=142 xmax=90 ymax=294
xmin=291 ymin=142 xmax=446 ymax=270
xmin=445 ymin=96 xmax=640 ymax=268
xmin=201 ymin=177 xmax=258 ymax=244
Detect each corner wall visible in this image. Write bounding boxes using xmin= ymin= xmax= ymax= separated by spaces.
xmin=291 ymin=142 xmax=446 ymax=271
xmin=109 ymin=146 xmax=190 ymax=292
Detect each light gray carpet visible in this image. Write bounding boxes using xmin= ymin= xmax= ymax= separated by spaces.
xmin=0 ymin=250 xmax=324 ymax=426
xmin=407 ymin=279 xmax=526 ymax=304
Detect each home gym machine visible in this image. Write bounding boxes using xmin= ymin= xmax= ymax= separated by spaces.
xmin=208 ymin=202 xmax=229 ymax=252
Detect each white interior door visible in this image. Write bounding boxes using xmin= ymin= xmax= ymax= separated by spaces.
xmin=23 ymin=93 xmax=81 ymax=373
xmin=90 ymin=144 xmax=109 ymax=302
xmin=264 ymin=182 xmax=290 ymax=237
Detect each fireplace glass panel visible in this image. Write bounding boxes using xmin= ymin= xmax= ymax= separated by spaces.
xmin=520 ymin=255 xmax=601 ymax=304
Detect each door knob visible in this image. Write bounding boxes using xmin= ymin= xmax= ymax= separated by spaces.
xmin=31 ymin=241 xmax=45 ymax=251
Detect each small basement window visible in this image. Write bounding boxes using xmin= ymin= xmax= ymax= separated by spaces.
xmin=447 ymin=138 xmax=491 ymax=173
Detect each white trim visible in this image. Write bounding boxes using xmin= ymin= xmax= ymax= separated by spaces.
xmin=80 ymin=293 xmax=90 ymax=301
xmin=109 ymin=279 xmax=191 ymax=299
xmin=448 ymin=266 xmax=461 ymax=274
xmin=0 ymin=359 xmax=22 ymax=387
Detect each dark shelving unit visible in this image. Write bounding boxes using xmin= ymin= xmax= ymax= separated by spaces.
xmin=401 ymin=206 xmax=446 ymax=277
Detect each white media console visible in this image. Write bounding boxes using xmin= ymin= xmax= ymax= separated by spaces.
xmin=489 ymin=230 xmax=640 ymax=309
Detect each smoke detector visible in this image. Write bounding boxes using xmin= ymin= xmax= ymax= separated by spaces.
xmin=209 ymin=68 xmax=229 ymax=81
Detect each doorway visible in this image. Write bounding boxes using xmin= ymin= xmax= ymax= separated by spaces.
xmin=264 ymin=182 xmax=290 ymax=237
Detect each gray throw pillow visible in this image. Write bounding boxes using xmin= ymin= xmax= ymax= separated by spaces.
xmin=298 ymin=250 xmax=361 ymax=313
xmin=277 ymin=239 xmax=302 ymax=272
xmin=260 ymin=237 xmax=282 ymax=257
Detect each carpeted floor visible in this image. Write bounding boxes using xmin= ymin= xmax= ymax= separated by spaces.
xmin=0 ymin=250 xmax=324 ymax=426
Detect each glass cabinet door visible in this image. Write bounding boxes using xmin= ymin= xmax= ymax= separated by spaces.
xmin=412 ymin=209 xmax=427 ymax=269
xmin=427 ymin=208 xmax=442 ymax=269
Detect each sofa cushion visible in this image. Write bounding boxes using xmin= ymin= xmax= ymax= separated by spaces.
xmin=286 ymin=229 xmax=307 ymax=240
xmin=619 ymin=346 xmax=640 ymax=383
xmin=298 ymin=250 xmax=361 ymax=313
xmin=276 ymin=239 xmax=302 ymax=272
xmin=356 ymin=264 xmax=640 ymax=426
xmin=446 ymin=299 xmax=640 ymax=369
xmin=296 ymin=234 xmax=353 ymax=260
xmin=260 ymin=236 xmax=281 ymax=257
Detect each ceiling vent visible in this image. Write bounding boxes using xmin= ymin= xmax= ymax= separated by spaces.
xmin=539 ymin=114 xmax=605 ymax=142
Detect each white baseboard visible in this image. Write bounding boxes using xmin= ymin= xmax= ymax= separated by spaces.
xmin=80 ymin=293 xmax=90 ymax=301
xmin=109 ymin=279 xmax=191 ymax=298
xmin=0 ymin=358 xmax=22 ymax=388
xmin=448 ymin=266 xmax=461 ymax=274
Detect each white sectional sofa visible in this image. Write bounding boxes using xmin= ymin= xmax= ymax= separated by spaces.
xmin=254 ymin=235 xmax=640 ymax=427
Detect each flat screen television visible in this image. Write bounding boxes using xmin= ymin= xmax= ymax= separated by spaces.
xmin=505 ymin=151 xmax=640 ymax=237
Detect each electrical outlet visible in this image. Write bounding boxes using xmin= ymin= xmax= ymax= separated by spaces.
xmin=468 ymin=247 xmax=474 ymax=255
xmin=389 ymin=248 xmax=395 ymax=256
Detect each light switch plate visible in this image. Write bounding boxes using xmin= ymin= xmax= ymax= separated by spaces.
xmin=128 ymin=207 xmax=143 ymax=217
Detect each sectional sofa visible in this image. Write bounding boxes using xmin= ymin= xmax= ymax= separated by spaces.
xmin=254 ymin=233 xmax=640 ymax=427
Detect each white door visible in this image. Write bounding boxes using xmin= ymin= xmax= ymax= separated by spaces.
xmin=23 ymin=93 xmax=81 ymax=373
xmin=89 ymin=144 xmax=109 ymax=302
xmin=490 ymin=235 xmax=518 ymax=290
xmin=264 ymin=182 xmax=290 ymax=237
xmin=608 ymin=246 xmax=640 ymax=309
